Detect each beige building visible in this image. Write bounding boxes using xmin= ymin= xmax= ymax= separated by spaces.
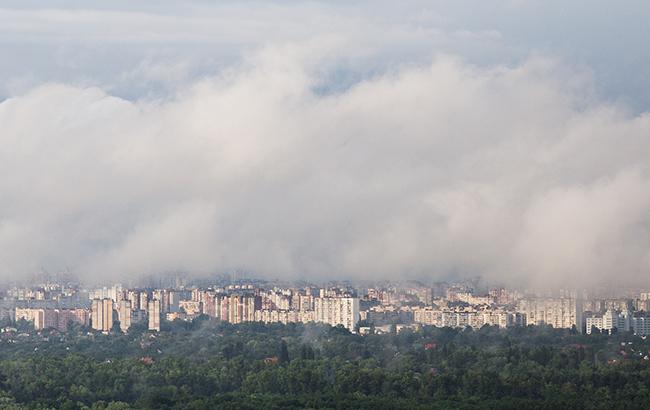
xmin=16 ymin=308 xmax=89 ymax=331
xmin=15 ymin=308 xmax=55 ymax=330
xmin=118 ymin=300 xmax=132 ymax=332
xmin=226 ymin=295 xmax=258 ymax=324
xmin=179 ymin=300 xmax=202 ymax=316
xmin=127 ymin=290 xmax=140 ymax=311
xmin=57 ymin=309 xmax=89 ymax=331
xmin=91 ymin=298 xmax=114 ymax=332
xmin=148 ymin=299 xmax=161 ymax=331
xmin=139 ymin=292 xmax=149 ymax=313
xmin=213 ymin=294 xmax=259 ymax=324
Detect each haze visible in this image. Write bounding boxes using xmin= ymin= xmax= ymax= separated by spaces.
xmin=1 ymin=1 xmax=649 ymax=287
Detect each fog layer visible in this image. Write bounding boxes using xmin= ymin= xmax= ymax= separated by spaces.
xmin=1 ymin=52 xmax=649 ymax=286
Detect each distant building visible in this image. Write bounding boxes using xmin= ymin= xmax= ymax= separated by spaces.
xmin=153 ymin=289 xmax=172 ymax=313
xmin=166 ymin=311 xmax=188 ymax=321
xmin=630 ymin=312 xmax=650 ymax=336
xmin=132 ymin=309 xmax=146 ymax=323
xmin=583 ymin=298 xmax=632 ymax=313
xmin=586 ymin=309 xmax=629 ymax=334
xmin=57 ymin=309 xmax=89 ymax=331
xmin=365 ymin=305 xmax=414 ymax=325
xmin=89 ymin=285 xmax=122 ymax=302
xmin=254 ymin=309 xmax=314 ymax=324
xmin=517 ymin=297 xmax=583 ymax=332
xmin=634 ymin=296 xmax=650 ymax=312
xmin=314 ymin=296 xmax=360 ymax=332
xmin=148 ymin=299 xmax=161 ymax=331
xmin=140 ymin=292 xmax=149 ymax=313
xmin=202 ymin=292 xmax=216 ymax=317
xmin=127 ymin=290 xmax=140 ymax=311
xmin=585 ymin=309 xmax=650 ymax=336
xmin=15 ymin=308 xmax=56 ymax=330
xmin=168 ymin=291 xmax=180 ymax=312
xmin=118 ymin=300 xmax=132 ymax=332
xmin=179 ymin=300 xmax=202 ymax=316
xmin=298 ymin=294 xmax=315 ymax=311
xmin=212 ymin=294 xmax=260 ymax=323
xmin=15 ymin=307 xmax=89 ymax=331
xmin=91 ymin=298 xmax=114 ymax=332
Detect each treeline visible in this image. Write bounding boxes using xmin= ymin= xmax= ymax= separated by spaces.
xmin=1 ymin=321 xmax=649 ymax=409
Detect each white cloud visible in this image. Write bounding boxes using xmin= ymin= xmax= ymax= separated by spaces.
xmin=1 ymin=51 xmax=649 ymax=287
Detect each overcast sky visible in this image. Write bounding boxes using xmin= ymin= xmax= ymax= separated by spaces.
xmin=1 ymin=1 xmax=649 ymax=287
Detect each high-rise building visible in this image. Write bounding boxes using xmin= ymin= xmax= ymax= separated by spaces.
xmin=202 ymin=291 xmax=216 ymax=317
xmin=298 ymin=294 xmax=314 ymax=311
xmin=91 ymin=298 xmax=114 ymax=332
xmin=586 ymin=309 xmax=631 ymax=334
xmin=517 ymin=297 xmax=583 ymax=332
xmin=127 ymin=290 xmax=140 ymax=311
xmin=148 ymin=299 xmax=161 ymax=331
xmin=153 ymin=289 xmax=171 ymax=313
xmin=215 ymin=294 xmax=230 ymax=320
xmin=168 ymin=291 xmax=180 ymax=312
xmin=15 ymin=308 xmax=41 ymax=329
xmin=57 ymin=309 xmax=90 ymax=331
xmin=110 ymin=285 xmax=123 ymax=302
xmin=314 ymin=296 xmax=360 ymax=332
xmin=132 ymin=308 xmax=146 ymax=323
xmin=15 ymin=308 xmax=89 ymax=331
xmin=118 ymin=300 xmax=132 ymax=332
xmin=630 ymin=312 xmax=650 ymax=336
xmin=191 ymin=288 xmax=202 ymax=302
xmin=211 ymin=294 xmax=260 ymax=323
xmin=139 ymin=292 xmax=149 ymax=313
xmin=227 ymin=295 xmax=244 ymax=323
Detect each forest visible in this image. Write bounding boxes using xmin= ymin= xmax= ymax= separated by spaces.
xmin=1 ymin=318 xmax=649 ymax=409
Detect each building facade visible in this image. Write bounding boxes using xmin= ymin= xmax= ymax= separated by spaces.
xmin=118 ymin=300 xmax=132 ymax=332
xmin=314 ymin=297 xmax=360 ymax=331
xmin=91 ymin=298 xmax=114 ymax=332
xmin=148 ymin=299 xmax=161 ymax=331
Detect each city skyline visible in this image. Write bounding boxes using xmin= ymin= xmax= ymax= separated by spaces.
xmin=2 ymin=3 xmax=650 ymax=408
xmin=6 ymin=275 xmax=650 ymax=336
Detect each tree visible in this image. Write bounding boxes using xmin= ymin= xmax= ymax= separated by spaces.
xmin=299 ymin=344 xmax=315 ymax=360
xmin=279 ymin=340 xmax=290 ymax=364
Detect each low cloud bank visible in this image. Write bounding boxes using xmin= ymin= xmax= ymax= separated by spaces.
xmin=1 ymin=52 xmax=649 ymax=287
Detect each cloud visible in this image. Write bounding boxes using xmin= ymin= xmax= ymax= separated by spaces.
xmin=1 ymin=50 xmax=649 ymax=288
xmin=3 ymin=1 xmax=650 ymax=109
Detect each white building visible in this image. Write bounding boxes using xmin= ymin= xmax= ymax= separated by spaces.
xmin=254 ymin=309 xmax=315 ymax=325
xmin=586 ymin=309 xmax=630 ymax=334
xmin=148 ymin=299 xmax=161 ymax=331
xmin=586 ymin=310 xmax=650 ymax=336
xmin=89 ymin=285 xmax=122 ymax=302
xmin=413 ymin=308 xmax=523 ymax=329
xmin=314 ymin=297 xmax=359 ymax=332
xmin=517 ymin=297 xmax=583 ymax=332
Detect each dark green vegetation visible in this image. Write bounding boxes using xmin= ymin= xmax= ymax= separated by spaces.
xmin=1 ymin=319 xmax=650 ymax=409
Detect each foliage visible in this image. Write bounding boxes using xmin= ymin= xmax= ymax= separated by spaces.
xmin=1 ymin=321 xmax=649 ymax=409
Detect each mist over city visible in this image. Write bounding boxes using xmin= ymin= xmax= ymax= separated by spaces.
xmin=1 ymin=1 xmax=650 ymax=289
xmin=2 ymin=2 xmax=650 ymax=409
